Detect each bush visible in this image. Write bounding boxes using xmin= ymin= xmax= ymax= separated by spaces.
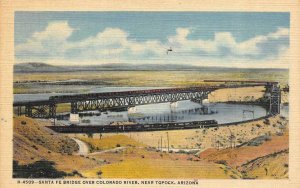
xmin=13 ymin=160 xmax=67 ymax=178
xmin=224 ymin=169 xmax=228 ymax=174
xmin=97 ymin=170 xmax=103 ymax=176
xmin=187 ymin=150 xmax=199 ymax=155
xmin=263 ymin=119 xmax=270 ymax=125
xmin=276 ymin=132 xmax=283 ymax=136
xmin=116 ymin=144 xmax=121 ymax=147
xmin=265 ymin=136 xmax=272 ymax=141
xmin=247 ymin=135 xmax=271 ymax=146
xmin=87 ymin=133 xmax=93 ymax=138
xmin=71 ymin=170 xmax=84 ymax=177
xmin=280 ymin=116 xmax=286 ymax=120
xmin=216 ymin=160 xmax=228 ymax=165
xmin=31 ymin=145 xmax=38 ymax=150
xmin=176 ymin=150 xmax=187 ymax=154
xmin=251 ymin=141 xmax=260 ymax=146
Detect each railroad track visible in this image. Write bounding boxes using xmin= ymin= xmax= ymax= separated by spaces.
xmin=46 ymin=120 xmax=218 ymax=133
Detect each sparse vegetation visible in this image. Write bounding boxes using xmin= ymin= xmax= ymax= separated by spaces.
xmin=263 ymin=119 xmax=270 ymax=125
xmin=78 ymin=135 xmax=143 ymax=152
xmin=216 ymin=160 xmax=228 ymax=165
xmin=13 ymin=160 xmax=67 ymax=178
xmin=14 ymin=69 xmax=288 ymax=94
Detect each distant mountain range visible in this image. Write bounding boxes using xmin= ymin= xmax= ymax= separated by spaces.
xmin=14 ymin=62 xmax=288 ymax=73
xmin=14 ymin=63 xmax=68 ymax=73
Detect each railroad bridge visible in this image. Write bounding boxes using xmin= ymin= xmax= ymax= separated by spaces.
xmin=13 ymin=81 xmax=281 ymax=119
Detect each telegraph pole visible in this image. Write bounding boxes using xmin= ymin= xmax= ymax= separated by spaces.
xmin=158 ymin=140 xmax=160 ymax=150
xmin=166 ymin=132 xmax=170 ymax=153
xmin=161 ymin=136 xmax=163 ymax=152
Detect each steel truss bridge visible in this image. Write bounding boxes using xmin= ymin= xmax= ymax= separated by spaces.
xmin=13 ymin=81 xmax=281 ymax=119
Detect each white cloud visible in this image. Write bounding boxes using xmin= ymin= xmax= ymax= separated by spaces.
xmin=167 ymin=27 xmax=289 ymax=57
xmin=15 ymin=21 xmax=289 ymax=68
xmin=33 ymin=21 xmax=73 ymax=40
xmin=16 ymin=21 xmax=73 ymax=58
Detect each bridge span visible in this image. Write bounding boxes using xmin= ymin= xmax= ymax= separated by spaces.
xmin=13 ymin=81 xmax=280 ymax=119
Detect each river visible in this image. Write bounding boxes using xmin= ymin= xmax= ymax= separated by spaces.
xmin=14 ymin=86 xmax=288 ymax=125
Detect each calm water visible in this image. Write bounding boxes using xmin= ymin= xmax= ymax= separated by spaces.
xmin=70 ymin=101 xmax=267 ymax=125
xmin=14 ymin=86 xmax=289 ymax=125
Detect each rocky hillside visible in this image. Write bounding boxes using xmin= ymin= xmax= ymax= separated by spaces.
xmin=13 ymin=116 xmax=101 ymax=178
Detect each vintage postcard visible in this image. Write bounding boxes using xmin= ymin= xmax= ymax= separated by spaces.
xmin=1 ymin=0 xmax=300 ymax=188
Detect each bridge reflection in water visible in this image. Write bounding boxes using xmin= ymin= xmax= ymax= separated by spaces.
xmin=128 ymin=106 xmax=214 ymax=124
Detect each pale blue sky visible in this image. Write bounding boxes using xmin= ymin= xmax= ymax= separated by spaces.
xmin=14 ymin=12 xmax=290 ymax=68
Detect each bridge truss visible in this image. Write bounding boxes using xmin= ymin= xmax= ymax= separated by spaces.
xmin=70 ymin=91 xmax=211 ymax=113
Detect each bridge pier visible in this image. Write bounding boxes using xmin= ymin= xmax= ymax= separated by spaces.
xmin=190 ymin=92 xmax=210 ymax=105
xmin=128 ymin=106 xmax=137 ymax=114
xmin=170 ymin=101 xmax=178 ymax=108
xmin=202 ymin=99 xmax=210 ymax=104
xmin=25 ymin=105 xmax=32 ymax=117
xmin=71 ymin=102 xmax=78 ymax=114
xmin=69 ymin=113 xmax=80 ymax=123
xmin=17 ymin=106 xmax=21 ymax=116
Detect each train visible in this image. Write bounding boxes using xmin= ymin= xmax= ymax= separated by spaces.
xmin=50 ymin=120 xmax=218 ymax=133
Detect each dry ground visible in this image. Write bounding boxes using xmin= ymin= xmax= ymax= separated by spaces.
xmin=13 ymin=70 xmax=288 ymax=94
xmin=14 ymin=71 xmax=288 ymax=86
xmin=13 ymin=116 xmax=102 ymax=176
xmin=84 ymin=115 xmax=287 ymax=152
xmin=208 ymin=86 xmax=265 ymax=102
xmin=13 ymin=116 xmax=239 ymax=178
xmin=80 ymin=146 xmax=242 ymax=179
xmin=13 ymin=115 xmax=288 ymax=179
xmin=200 ymin=131 xmax=288 ymax=168
xmin=240 ymin=149 xmax=288 ymax=179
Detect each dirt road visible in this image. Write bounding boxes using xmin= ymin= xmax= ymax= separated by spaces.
xmin=72 ymin=138 xmax=89 ymax=155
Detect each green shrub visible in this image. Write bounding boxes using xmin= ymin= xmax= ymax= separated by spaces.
xmin=97 ymin=170 xmax=103 ymax=176
xmin=263 ymin=119 xmax=270 ymax=125
xmin=13 ymin=160 xmax=67 ymax=178
xmin=216 ymin=160 xmax=228 ymax=165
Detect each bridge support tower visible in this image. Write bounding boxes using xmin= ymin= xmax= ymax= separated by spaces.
xmin=269 ymin=84 xmax=281 ymax=115
xmin=24 ymin=103 xmax=56 ymax=119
